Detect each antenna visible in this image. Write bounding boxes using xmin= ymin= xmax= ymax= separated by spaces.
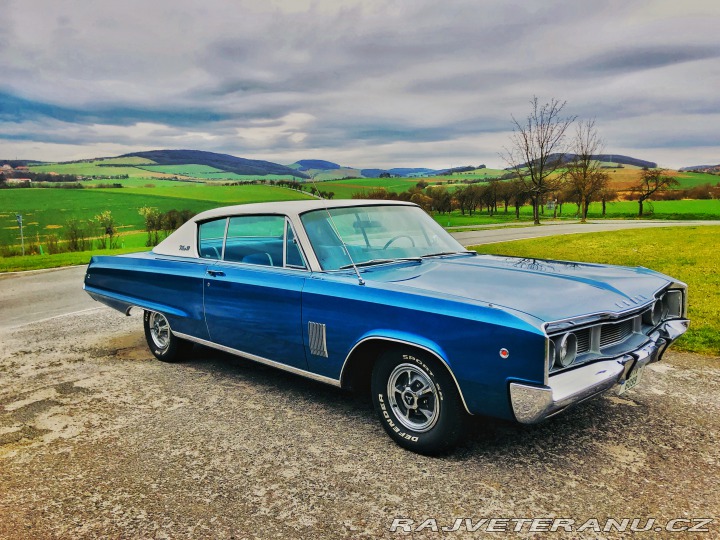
xmin=309 ymin=172 xmax=365 ymax=286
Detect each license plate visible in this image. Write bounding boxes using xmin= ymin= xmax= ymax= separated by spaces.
xmin=619 ymin=364 xmax=645 ymax=395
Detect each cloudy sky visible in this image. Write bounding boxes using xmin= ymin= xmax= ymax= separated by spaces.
xmin=0 ymin=0 xmax=718 ymax=169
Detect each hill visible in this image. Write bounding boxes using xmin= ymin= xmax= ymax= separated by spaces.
xmin=679 ymin=164 xmax=720 ymax=173
xmin=515 ymin=154 xmax=657 ymax=170
xmin=122 ymin=150 xmax=308 ymax=179
xmin=289 ymin=160 xmax=341 ymax=171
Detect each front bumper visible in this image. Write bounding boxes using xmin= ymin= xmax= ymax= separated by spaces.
xmin=510 ymin=319 xmax=689 ymax=424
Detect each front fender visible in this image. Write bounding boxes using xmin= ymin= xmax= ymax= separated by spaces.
xmin=340 ymin=330 xmax=472 ymax=414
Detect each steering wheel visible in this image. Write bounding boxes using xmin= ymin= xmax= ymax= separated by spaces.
xmin=383 ymin=235 xmax=416 ymax=250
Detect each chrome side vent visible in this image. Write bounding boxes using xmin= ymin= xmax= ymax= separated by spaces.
xmin=308 ymin=322 xmax=328 ymax=357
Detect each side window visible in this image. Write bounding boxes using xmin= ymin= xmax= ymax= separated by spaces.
xmin=198 ymin=218 xmax=227 ymax=260
xmin=224 ymin=215 xmax=284 ymax=266
xmin=285 ymin=221 xmax=307 ymax=269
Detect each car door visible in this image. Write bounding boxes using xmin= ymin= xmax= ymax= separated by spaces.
xmin=201 ymin=215 xmax=309 ymax=370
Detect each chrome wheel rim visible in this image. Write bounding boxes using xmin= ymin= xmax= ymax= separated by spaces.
xmin=149 ymin=312 xmax=171 ymax=350
xmin=387 ymin=363 xmax=440 ymax=433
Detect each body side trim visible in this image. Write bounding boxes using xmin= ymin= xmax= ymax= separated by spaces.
xmin=173 ymin=331 xmax=341 ymax=387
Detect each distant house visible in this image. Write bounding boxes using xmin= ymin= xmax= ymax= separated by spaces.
xmin=6 ymin=178 xmax=32 ymax=184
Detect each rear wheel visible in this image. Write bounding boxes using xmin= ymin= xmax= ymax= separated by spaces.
xmin=371 ymin=348 xmax=467 ymax=455
xmin=143 ymin=310 xmax=193 ymax=362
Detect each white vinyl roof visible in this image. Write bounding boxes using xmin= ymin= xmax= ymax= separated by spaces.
xmin=188 ymin=198 xmax=414 ymax=222
xmin=152 ymin=199 xmax=417 ymax=264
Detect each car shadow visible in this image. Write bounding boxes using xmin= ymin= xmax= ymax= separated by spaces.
xmin=179 ymin=344 xmax=632 ymax=461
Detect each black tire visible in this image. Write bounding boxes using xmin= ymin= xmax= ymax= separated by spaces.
xmin=143 ymin=310 xmax=194 ymax=362
xmin=371 ymin=348 xmax=467 ymax=455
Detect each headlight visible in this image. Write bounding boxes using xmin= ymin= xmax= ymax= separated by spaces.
xmin=662 ymin=290 xmax=683 ymax=318
xmin=643 ymin=301 xmax=663 ymax=326
xmin=555 ymin=332 xmax=577 ymax=368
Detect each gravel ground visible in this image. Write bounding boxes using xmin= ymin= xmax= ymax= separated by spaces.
xmin=0 ymin=308 xmax=718 ymax=539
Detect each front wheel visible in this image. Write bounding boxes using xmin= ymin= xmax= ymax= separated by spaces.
xmin=371 ymin=349 xmax=467 ymax=455
xmin=143 ymin=310 xmax=194 ymax=362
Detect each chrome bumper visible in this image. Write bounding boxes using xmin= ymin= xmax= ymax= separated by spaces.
xmin=510 ymin=319 xmax=689 ymax=424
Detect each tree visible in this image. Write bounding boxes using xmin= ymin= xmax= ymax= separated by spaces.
xmin=632 ymin=169 xmax=679 ymax=216
xmin=427 ymin=186 xmax=452 ymax=214
xmin=597 ymin=187 xmax=617 ymax=216
xmin=94 ymin=210 xmax=118 ymax=249
xmin=139 ymin=207 xmax=162 ymax=246
xmin=509 ymin=178 xmax=529 ymax=219
xmin=496 ymin=181 xmax=514 ymax=213
xmin=501 ymin=97 xmax=576 ymax=224
xmin=565 ymin=119 xmax=609 ymax=222
xmin=64 ymin=219 xmax=89 ymax=252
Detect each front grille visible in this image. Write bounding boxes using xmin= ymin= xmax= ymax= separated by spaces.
xmin=576 ymin=328 xmax=591 ymax=354
xmin=600 ymin=319 xmax=634 ymax=348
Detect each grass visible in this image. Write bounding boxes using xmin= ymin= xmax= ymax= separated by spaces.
xmin=136 ymin=164 xmax=278 ymax=181
xmin=315 ymin=177 xmax=427 ymax=198
xmin=674 ymin=171 xmax=720 ymax=188
xmin=29 ymin=158 xmax=306 ymax=182
xmin=585 ymin=199 xmax=720 ymax=220
xmin=0 ymin=244 xmax=148 ymax=272
xmin=471 ymin=226 xmax=720 ymax=356
xmin=0 ymin=185 xmax=313 ymax=247
xmin=429 ymin=199 xmax=720 ymax=228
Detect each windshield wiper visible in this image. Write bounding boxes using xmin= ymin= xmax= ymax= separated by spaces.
xmin=421 ymin=251 xmax=476 ymax=258
xmin=339 ymin=257 xmax=422 ymax=270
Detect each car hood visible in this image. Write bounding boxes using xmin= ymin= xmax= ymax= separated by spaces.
xmin=363 ymin=254 xmax=672 ymax=323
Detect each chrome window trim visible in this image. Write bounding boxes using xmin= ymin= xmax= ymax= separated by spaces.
xmin=284 ymin=217 xmax=309 ymax=270
xmin=221 ymin=217 xmax=230 ymax=260
xmin=210 ymin=258 xmax=310 ymax=274
xmin=196 ymin=217 xmax=228 ymax=261
xmin=198 ymin=213 xmax=311 ymax=272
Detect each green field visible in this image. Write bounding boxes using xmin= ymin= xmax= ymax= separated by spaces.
xmin=135 ymin=164 xmax=299 ymax=182
xmin=431 ymin=198 xmax=720 ymax=227
xmin=316 ymin=177 xmax=449 ymax=198
xmin=82 ymin=177 xmax=194 ymax=188
xmin=30 ymin=158 xmax=165 ymax=179
xmin=0 ymin=185 xmax=312 ymax=247
xmin=674 ymin=171 xmax=720 ymax=188
xmin=586 ymin=199 xmax=720 ymax=219
xmin=472 ymin=226 xmax=720 ymax=356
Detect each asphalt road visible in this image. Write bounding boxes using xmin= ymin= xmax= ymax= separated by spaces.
xmin=0 ymin=266 xmax=97 ymax=331
xmin=0 ymin=219 xmax=717 ymax=330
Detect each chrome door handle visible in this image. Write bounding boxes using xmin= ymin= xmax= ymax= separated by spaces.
xmin=207 ymin=269 xmax=225 ymax=277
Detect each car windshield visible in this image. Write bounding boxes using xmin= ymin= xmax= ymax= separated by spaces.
xmin=301 ymin=205 xmax=468 ymax=271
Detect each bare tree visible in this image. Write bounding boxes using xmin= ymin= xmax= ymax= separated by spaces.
xmin=502 ymin=97 xmax=576 ymax=224
xmin=632 ymin=169 xmax=679 ymax=216
xmin=565 ymin=119 xmax=609 ymax=222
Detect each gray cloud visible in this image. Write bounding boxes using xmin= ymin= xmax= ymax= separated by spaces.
xmin=571 ymin=45 xmax=720 ymax=75
xmin=0 ymin=0 xmax=718 ymax=168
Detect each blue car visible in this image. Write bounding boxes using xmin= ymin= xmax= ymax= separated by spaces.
xmin=84 ymin=200 xmax=689 ymax=454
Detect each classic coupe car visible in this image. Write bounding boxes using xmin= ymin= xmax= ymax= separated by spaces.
xmin=84 ymin=200 xmax=688 ymax=454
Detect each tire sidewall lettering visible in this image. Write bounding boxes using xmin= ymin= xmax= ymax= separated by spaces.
xmin=377 ymin=393 xmax=419 ymax=442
